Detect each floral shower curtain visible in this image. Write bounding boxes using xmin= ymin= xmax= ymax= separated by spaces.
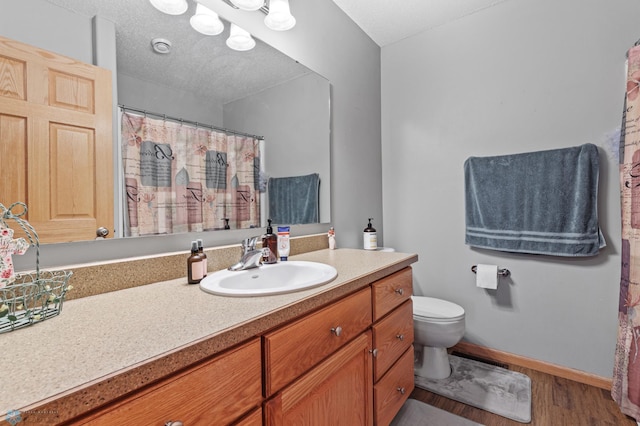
xmin=613 ymin=44 xmax=640 ymax=421
xmin=121 ymin=111 xmax=261 ymax=237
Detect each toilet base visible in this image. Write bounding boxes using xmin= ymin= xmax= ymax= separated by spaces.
xmin=414 ymin=345 xmax=452 ymax=379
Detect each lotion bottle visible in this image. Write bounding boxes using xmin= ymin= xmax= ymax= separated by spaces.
xmin=363 ymin=218 xmax=377 ymax=250
xmin=197 ymin=238 xmax=207 ymax=277
xmin=187 ymin=241 xmax=204 ymax=284
xmin=261 ymin=219 xmax=278 ymax=264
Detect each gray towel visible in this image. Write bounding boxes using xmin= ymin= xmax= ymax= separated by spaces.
xmin=268 ymin=173 xmax=320 ymax=224
xmin=464 ymin=143 xmax=606 ymax=257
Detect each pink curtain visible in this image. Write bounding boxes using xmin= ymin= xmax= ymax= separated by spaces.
xmin=613 ymin=44 xmax=640 ymax=421
xmin=121 ymin=112 xmax=260 ymax=236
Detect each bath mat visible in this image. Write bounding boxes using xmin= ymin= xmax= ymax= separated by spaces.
xmin=391 ymin=399 xmax=485 ymax=426
xmin=414 ymin=355 xmax=531 ymax=423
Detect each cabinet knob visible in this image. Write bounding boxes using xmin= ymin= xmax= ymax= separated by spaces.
xmin=396 ymin=334 xmax=404 ymax=341
xmin=165 ymin=422 xmax=184 ymax=426
xmin=395 ymin=288 xmax=404 ymax=295
xmin=369 ymin=348 xmax=378 ymax=357
xmin=330 ymin=326 xmax=342 ymax=337
xmin=397 ymin=387 xmax=406 ymax=395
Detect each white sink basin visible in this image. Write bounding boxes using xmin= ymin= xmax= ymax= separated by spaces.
xmin=199 ymin=261 xmax=338 ymax=297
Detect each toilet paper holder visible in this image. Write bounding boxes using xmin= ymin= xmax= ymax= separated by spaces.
xmin=471 ymin=265 xmax=510 ymax=277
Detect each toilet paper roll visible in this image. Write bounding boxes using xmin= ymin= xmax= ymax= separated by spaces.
xmin=476 ymin=264 xmax=498 ymax=289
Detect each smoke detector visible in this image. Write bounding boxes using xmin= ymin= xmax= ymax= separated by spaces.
xmin=151 ymin=38 xmax=172 ymax=54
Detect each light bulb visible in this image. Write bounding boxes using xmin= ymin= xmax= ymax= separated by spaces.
xmin=264 ymin=0 xmax=295 ymax=31
xmin=226 ymin=23 xmax=256 ymax=51
xmin=190 ymin=3 xmax=224 ymax=35
xmin=149 ymin=0 xmax=188 ymax=15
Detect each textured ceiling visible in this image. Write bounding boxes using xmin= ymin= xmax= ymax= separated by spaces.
xmin=42 ymin=0 xmax=513 ymax=103
xmin=44 ymin=0 xmax=309 ymax=104
xmin=331 ymin=0 xmax=513 ymax=47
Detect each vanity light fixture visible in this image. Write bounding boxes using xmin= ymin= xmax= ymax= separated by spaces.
xmin=190 ymin=3 xmax=225 ymax=35
xmin=264 ymin=0 xmax=296 ymax=31
xmin=229 ymin=0 xmax=265 ymax=11
xmin=149 ymin=0 xmax=188 ymax=15
xmin=226 ymin=23 xmax=256 ymax=51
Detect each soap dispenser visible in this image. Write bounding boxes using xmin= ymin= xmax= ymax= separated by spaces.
xmin=363 ymin=218 xmax=377 ymax=250
xmin=187 ymin=241 xmax=204 ymax=284
xmin=262 ymin=219 xmax=278 ymax=264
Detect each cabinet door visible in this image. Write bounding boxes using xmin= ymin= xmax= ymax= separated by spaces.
xmin=0 ymin=35 xmax=113 ymax=243
xmin=79 ymin=339 xmax=262 ymax=426
xmin=374 ymin=346 xmax=414 ymax=426
xmin=264 ymin=331 xmax=373 ymax=426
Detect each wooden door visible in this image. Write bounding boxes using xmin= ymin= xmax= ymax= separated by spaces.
xmin=0 ymin=35 xmax=113 ymax=243
xmin=264 ymin=331 xmax=374 ymax=426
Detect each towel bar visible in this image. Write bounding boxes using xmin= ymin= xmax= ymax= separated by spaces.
xmin=471 ymin=265 xmax=510 ymax=277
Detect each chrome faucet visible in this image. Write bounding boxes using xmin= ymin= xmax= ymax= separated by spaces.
xmin=228 ymin=236 xmax=263 ymax=271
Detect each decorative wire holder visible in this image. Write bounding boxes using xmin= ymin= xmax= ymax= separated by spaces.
xmin=0 ymin=202 xmax=72 ymax=333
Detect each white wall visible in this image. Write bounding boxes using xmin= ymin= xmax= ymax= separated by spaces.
xmin=224 ymin=73 xmax=331 ymax=224
xmin=382 ymin=0 xmax=640 ymax=377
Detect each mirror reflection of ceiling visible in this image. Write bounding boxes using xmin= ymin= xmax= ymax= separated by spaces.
xmin=44 ymin=0 xmax=311 ymax=104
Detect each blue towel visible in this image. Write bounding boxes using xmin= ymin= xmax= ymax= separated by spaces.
xmin=268 ymin=173 xmax=320 ymax=224
xmin=464 ymin=144 xmax=606 ymax=257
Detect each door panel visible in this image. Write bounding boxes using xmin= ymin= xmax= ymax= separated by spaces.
xmin=0 ymin=35 xmax=113 ymax=243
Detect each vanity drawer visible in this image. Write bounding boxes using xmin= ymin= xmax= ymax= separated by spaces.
xmin=264 ymin=287 xmax=372 ymax=396
xmin=80 ymin=338 xmax=262 ymax=426
xmin=372 ymin=267 xmax=413 ymax=321
xmin=372 ymin=299 xmax=414 ymax=382
xmin=374 ymin=346 xmax=415 ymax=426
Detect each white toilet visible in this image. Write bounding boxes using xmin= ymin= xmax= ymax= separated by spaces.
xmin=412 ymin=295 xmax=466 ymax=380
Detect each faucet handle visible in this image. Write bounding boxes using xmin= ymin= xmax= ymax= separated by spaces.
xmin=242 ymin=236 xmax=259 ymax=252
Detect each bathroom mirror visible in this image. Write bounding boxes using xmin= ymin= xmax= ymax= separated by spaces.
xmin=16 ymin=0 xmax=331 ymax=241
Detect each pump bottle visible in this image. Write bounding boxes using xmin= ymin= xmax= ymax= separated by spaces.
xmin=262 ymin=219 xmax=278 ymax=264
xmin=363 ymin=218 xmax=377 ymax=250
xmin=187 ymin=241 xmax=204 ymax=284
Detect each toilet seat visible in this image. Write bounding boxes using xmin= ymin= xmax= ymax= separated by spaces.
xmin=412 ymin=296 xmax=465 ymax=321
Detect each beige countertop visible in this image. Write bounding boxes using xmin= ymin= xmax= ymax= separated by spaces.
xmin=0 ymin=248 xmax=417 ymax=424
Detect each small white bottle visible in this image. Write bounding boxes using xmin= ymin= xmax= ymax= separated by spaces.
xmin=363 ymin=218 xmax=377 ymax=250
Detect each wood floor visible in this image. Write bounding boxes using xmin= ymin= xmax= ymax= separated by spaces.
xmin=410 ymin=364 xmax=637 ymax=425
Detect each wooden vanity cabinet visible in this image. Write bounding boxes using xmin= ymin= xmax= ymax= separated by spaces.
xmin=371 ymin=268 xmax=414 ymax=425
xmin=67 ymin=266 xmax=415 ymax=426
xmin=74 ymin=338 xmax=262 ymax=426
xmin=264 ymin=331 xmax=374 ymax=425
xmin=265 ymin=267 xmax=415 ymax=426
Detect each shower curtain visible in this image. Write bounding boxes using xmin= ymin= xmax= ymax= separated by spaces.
xmin=613 ymin=44 xmax=640 ymax=421
xmin=121 ymin=111 xmax=261 ymax=237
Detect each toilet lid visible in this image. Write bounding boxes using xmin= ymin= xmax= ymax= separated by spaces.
xmin=412 ymin=296 xmax=465 ymax=319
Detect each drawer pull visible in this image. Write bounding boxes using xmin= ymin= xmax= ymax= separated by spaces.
xmin=397 ymin=387 xmax=406 ymax=395
xmin=395 ymin=288 xmax=404 ymax=295
xmin=330 ymin=326 xmax=343 ymax=337
xmin=396 ymin=334 xmax=404 ymax=341
xmin=165 ymin=422 xmax=184 ymax=426
xmin=369 ymin=348 xmax=378 ymax=357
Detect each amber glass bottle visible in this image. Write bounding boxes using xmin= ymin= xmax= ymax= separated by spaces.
xmin=187 ymin=241 xmax=204 ymax=284
xmin=262 ymin=219 xmax=278 ymax=264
